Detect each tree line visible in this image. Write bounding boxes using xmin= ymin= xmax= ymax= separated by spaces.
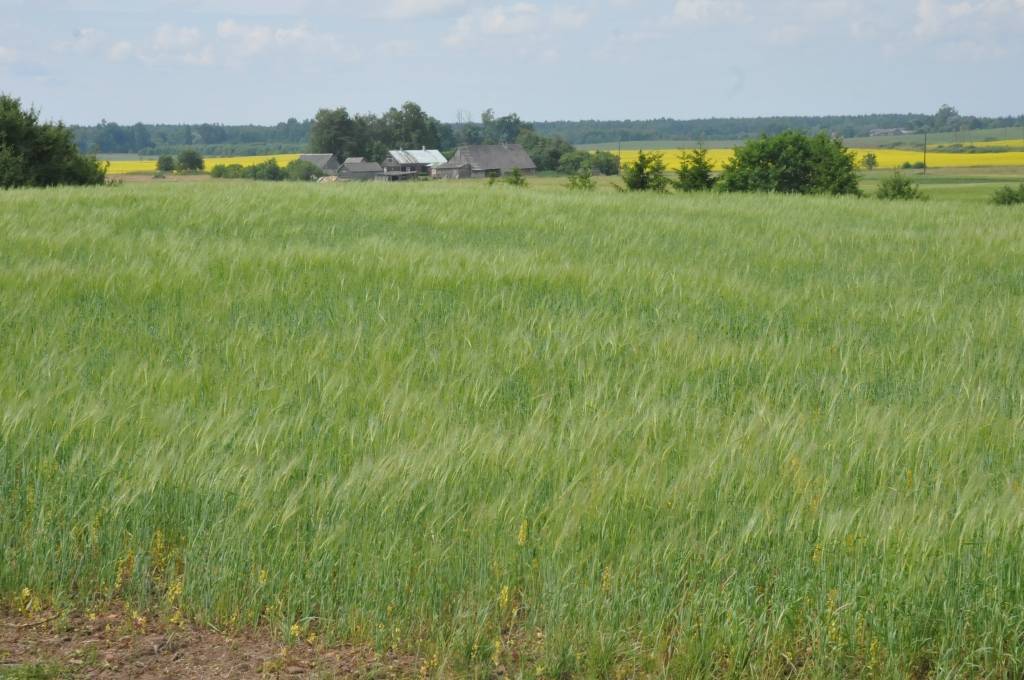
xmin=533 ymin=106 xmax=1024 ymax=145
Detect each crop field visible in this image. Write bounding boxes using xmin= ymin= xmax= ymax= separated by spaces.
xmin=616 ymin=147 xmax=1024 ymax=170
xmin=105 ymin=153 xmax=302 ymax=175
xmin=2 ymin=181 xmax=1024 ymax=677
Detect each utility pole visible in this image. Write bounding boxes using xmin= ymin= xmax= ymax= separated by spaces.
xmin=923 ymin=130 xmax=928 ymax=175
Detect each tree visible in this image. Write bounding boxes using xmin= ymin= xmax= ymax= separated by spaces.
xmin=567 ymin=166 xmax=595 ymax=191
xmin=621 ymin=150 xmax=669 ymax=192
xmin=861 ymin=153 xmax=878 ymax=170
xmin=590 ymin=151 xmax=620 ymax=176
xmin=673 ymin=147 xmax=716 ymax=191
xmin=876 ymin=172 xmax=926 ymax=200
xmin=156 ymin=155 xmax=176 ymax=172
xmin=175 ymin=149 xmax=204 ymax=173
xmin=310 ymin=107 xmax=361 ymax=160
xmin=718 ymin=131 xmax=860 ymax=196
xmin=0 ymin=94 xmax=106 ymax=188
xmin=517 ymin=129 xmax=574 ymax=171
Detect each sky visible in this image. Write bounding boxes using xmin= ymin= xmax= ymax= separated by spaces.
xmin=1 ymin=0 xmax=1022 ymax=125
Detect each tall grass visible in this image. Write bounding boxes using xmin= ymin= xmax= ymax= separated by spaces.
xmin=2 ymin=181 xmax=1023 ymax=677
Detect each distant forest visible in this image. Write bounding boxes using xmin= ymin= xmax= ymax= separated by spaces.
xmin=71 ymin=105 xmax=1024 ymax=155
xmin=534 ymin=107 xmax=1024 ymax=144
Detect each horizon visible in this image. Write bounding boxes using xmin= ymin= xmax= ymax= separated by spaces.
xmin=2 ymin=1 xmax=1022 ymax=126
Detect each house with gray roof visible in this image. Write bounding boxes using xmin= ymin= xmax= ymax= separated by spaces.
xmin=339 ymin=157 xmax=384 ymax=181
xmin=383 ymin=149 xmax=448 ymax=175
xmin=298 ymin=153 xmax=341 ymax=175
xmin=433 ymin=144 xmax=536 ymax=179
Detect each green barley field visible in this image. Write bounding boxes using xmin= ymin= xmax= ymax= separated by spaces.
xmin=2 ymin=181 xmax=1023 ymax=677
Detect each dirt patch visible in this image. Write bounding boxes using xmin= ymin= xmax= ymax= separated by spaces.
xmin=0 ymin=609 xmax=419 ymax=679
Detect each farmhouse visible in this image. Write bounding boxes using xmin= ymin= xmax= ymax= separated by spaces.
xmin=338 ymin=157 xmax=384 ymax=181
xmin=298 ymin=153 xmax=341 ymax=174
xmin=434 ymin=144 xmax=536 ymax=179
xmin=383 ymin=149 xmax=448 ymax=175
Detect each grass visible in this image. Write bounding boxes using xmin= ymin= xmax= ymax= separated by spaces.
xmin=2 ymin=180 xmax=1024 ymax=677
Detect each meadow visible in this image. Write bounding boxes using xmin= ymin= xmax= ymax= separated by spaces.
xmin=2 ymin=180 xmax=1024 ymax=677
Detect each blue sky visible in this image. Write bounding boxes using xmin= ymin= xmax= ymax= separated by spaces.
xmin=1 ymin=0 xmax=1022 ymax=125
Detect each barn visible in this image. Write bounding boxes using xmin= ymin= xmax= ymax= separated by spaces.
xmin=298 ymin=153 xmax=341 ymax=175
xmin=383 ymin=149 xmax=448 ymax=175
xmin=433 ymin=144 xmax=536 ymax=179
xmin=338 ymin=157 xmax=384 ymax=181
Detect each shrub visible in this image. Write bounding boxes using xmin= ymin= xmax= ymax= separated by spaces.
xmin=567 ymin=166 xmax=595 ymax=191
xmin=0 ymin=94 xmax=106 ymax=188
xmin=718 ymin=131 xmax=860 ymax=196
xmin=176 ymin=149 xmax=204 ymax=173
xmin=505 ymin=167 xmax=527 ymax=187
xmin=156 ymin=155 xmax=176 ymax=172
xmin=991 ymin=184 xmax=1024 ymax=206
xmin=900 ymin=161 xmax=926 ymax=170
xmin=876 ymin=172 xmax=927 ymax=200
xmin=621 ymin=150 xmax=669 ymax=192
xmin=284 ymin=159 xmax=324 ymax=182
xmin=861 ymin=153 xmax=878 ymax=170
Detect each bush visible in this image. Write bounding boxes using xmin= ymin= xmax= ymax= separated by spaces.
xmin=567 ymin=166 xmax=595 ymax=191
xmin=621 ymin=150 xmax=669 ymax=192
xmin=176 ymin=149 xmax=204 ymax=173
xmin=156 ymin=155 xmax=176 ymax=172
xmin=991 ymin=183 xmax=1024 ymax=206
xmin=558 ymin=150 xmax=621 ymax=176
xmin=210 ymin=159 xmax=321 ymax=182
xmin=0 ymin=94 xmax=106 ymax=188
xmin=504 ymin=167 xmax=528 ymax=187
xmin=900 ymin=161 xmax=927 ymax=170
xmin=673 ymin=147 xmax=716 ymax=192
xmin=860 ymin=153 xmax=878 ymax=170
xmin=718 ymin=131 xmax=860 ymax=196
xmin=284 ymin=159 xmax=324 ymax=182
xmin=876 ymin=172 xmax=926 ymax=200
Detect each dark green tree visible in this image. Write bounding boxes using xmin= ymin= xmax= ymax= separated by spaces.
xmin=718 ymin=131 xmax=860 ymax=195
xmin=673 ymin=147 xmax=716 ymax=191
xmin=156 ymin=155 xmax=176 ymax=172
xmin=0 ymin=94 xmax=106 ymax=188
xmin=860 ymin=152 xmax=878 ymax=170
xmin=621 ymin=150 xmax=669 ymax=192
xmin=310 ymin=107 xmax=361 ymax=160
xmin=175 ymin=149 xmax=204 ymax=173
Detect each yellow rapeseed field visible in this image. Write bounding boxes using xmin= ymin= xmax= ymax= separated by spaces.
xmin=616 ymin=148 xmax=1024 ymax=170
xmin=106 ymin=154 xmax=301 ymax=175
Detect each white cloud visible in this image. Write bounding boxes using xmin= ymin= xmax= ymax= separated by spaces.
xmin=107 ymin=40 xmax=133 ymax=61
xmin=380 ymin=0 xmax=466 ymax=19
xmin=673 ymin=0 xmax=748 ymax=23
xmin=0 ymin=45 xmax=15 ymax=63
xmin=153 ymin=24 xmax=202 ymax=52
xmin=445 ymin=3 xmax=587 ymax=46
xmin=216 ymin=19 xmax=355 ymax=63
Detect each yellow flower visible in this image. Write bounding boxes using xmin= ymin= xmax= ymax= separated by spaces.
xmin=290 ymin=623 xmax=301 ymax=638
xmin=517 ymin=519 xmax=529 ymax=546
xmin=492 ymin=638 xmax=503 ymax=666
xmin=498 ymin=585 xmax=510 ymax=610
xmin=258 ymin=568 xmax=268 ymax=585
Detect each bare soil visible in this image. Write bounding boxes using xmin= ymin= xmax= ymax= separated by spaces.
xmin=0 ymin=609 xmax=419 ymax=679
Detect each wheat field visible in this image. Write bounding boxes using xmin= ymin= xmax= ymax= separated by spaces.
xmin=2 ymin=181 xmax=1023 ymax=677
